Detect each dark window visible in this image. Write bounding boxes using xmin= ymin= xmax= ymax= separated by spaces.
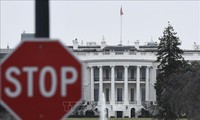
xmin=105 ymin=69 xmax=109 ymax=79
xmin=116 ymin=111 xmax=123 ymax=118
xmin=130 ymin=69 xmax=135 ymax=79
xmin=117 ymin=69 xmax=123 ymax=79
xmin=94 ymin=88 xmax=99 ymax=101
xmin=117 ymin=88 xmax=123 ymax=101
xmin=140 ymin=68 xmax=146 ymax=80
xmin=141 ymin=88 xmax=145 ymax=102
xmin=94 ymin=68 xmax=99 ymax=81
xmin=130 ymin=88 xmax=134 ymax=101
xmin=106 ymin=88 xmax=109 ymax=102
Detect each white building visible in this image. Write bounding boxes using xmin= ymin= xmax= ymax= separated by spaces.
xmin=70 ymin=39 xmax=199 ymax=118
xmin=0 ymin=37 xmax=200 ymax=118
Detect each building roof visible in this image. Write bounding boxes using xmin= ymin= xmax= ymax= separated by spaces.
xmin=139 ymin=45 xmax=158 ymax=48
xmin=0 ymin=53 xmax=7 ymax=60
xmin=21 ymin=33 xmax=35 ymax=41
xmin=78 ymin=46 xmax=101 ymax=48
xmin=66 ymin=45 xmax=101 ymax=52
xmin=103 ymin=46 xmax=136 ymax=51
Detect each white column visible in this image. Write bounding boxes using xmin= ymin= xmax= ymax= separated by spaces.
xmin=90 ymin=66 xmax=94 ymax=101
xmin=152 ymin=66 xmax=157 ymax=102
xmin=124 ymin=66 xmax=129 ymax=105
xmin=99 ymin=66 xmax=103 ymax=103
xmin=110 ymin=66 xmax=115 ymax=105
xmin=136 ymin=66 xmax=141 ymax=105
xmin=145 ymin=66 xmax=150 ymax=102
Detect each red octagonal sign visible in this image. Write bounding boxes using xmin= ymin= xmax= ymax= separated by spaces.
xmin=0 ymin=40 xmax=82 ymax=120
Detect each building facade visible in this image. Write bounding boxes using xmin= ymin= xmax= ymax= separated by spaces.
xmin=0 ymin=38 xmax=200 ymax=118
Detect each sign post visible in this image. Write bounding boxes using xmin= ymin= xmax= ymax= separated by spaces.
xmin=0 ymin=41 xmax=82 ymax=120
xmin=35 ymin=0 xmax=49 ymax=38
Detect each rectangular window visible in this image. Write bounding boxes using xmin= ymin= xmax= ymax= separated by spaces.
xmin=106 ymin=88 xmax=109 ymax=102
xmin=140 ymin=68 xmax=146 ymax=81
xmin=117 ymin=88 xmax=123 ymax=101
xmin=130 ymin=88 xmax=134 ymax=101
xmin=94 ymin=68 xmax=99 ymax=81
xmin=141 ymin=88 xmax=145 ymax=102
xmin=130 ymin=69 xmax=135 ymax=79
xmin=105 ymin=69 xmax=109 ymax=79
xmin=94 ymin=88 xmax=99 ymax=101
xmin=117 ymin=69 xmax=123 ymax=80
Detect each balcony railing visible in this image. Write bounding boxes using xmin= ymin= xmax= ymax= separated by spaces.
xmin=115 ymin=101 xmax=124 ymax=104
xmin=128 ymin=77 xmax=136 ymax=81
xmin=94 ymin=77 xmax=146 ymax=81
xmin=103 ymin=77 xmax=111 ymax=81
xmin=103 ymin=52 xmax=110 ymax=55
xmin=106 ymin=101 xmax=110 ymax=104
xmin=115 ymin=77 xmax=124 ymax=81
xmin=128 ymin=77 xmax=146 ymax=81
xmin=94 ymin=78 xmax=99 ymax=81
xmin=140 ymin=78 xmax=146 ymax=81
xmin=115 ymin=51 xmax=124 ymax=55
xmin=129 ymin=100 xmax=137 ymax=104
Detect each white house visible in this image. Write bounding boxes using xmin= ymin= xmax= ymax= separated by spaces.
xmin=68 ymin=39 xmax=199 ymax=118
xmin=0 ymin=36 xmax=199 ymax=118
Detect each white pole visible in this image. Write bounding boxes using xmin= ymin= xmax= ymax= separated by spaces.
xmin=120 ymin=15 xmax=122 ymax=45
xmin=120 ymin=6 xmax=123 ymax=45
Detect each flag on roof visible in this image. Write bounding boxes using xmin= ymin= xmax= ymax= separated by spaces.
xmin=120 ymin=6 xmax=123 ymax=16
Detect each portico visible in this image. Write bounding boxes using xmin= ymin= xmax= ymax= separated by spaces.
xmin=89 ymin=64 xmax=152 ymax=117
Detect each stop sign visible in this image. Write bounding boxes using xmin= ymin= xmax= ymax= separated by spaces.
xmin=0 ymin=40 xmax=82 ymax=120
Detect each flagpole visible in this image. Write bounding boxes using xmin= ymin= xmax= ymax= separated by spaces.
xmin=120 ymin=6 xmax=123 ymax=45
xmin=120 ymin=13 xmax=122 ymax=45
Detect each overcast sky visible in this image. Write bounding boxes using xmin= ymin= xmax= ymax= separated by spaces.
xmin=1 ymin=1 xmax=200 ymax=49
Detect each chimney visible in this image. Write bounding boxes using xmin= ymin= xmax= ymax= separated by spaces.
xmin=73 ymin=38 xmax=78 ymax=50
xmin=134 ymin=40 xmax=140 ymax=50
xmin=193 ymin=42 xmax=199 ymax=50
xmin=101 ymin=36 xmax=106 ymax=49
xmin=21 ymin=32 xmax=35 ymax=42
